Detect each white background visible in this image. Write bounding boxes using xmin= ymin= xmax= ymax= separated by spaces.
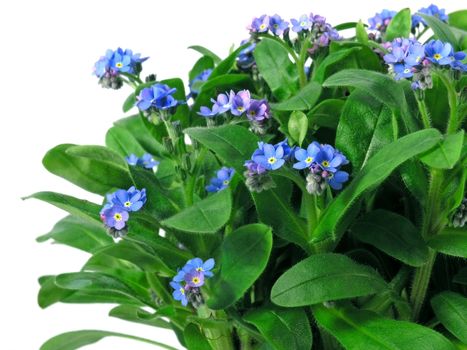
xmin=1 ymin=0 xmax=460 ymax=349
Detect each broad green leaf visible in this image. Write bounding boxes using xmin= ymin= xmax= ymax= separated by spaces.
xmin=38 ymin=276 xmax=74 ymax=308
xmin=109 ymin=305 xmax=171 ymax=329
xmin=270 ymin=81 xmax=322 ymax=111
xmin=313 ymin=305 xmax=455 ymax=350
xmin=252 ymin=178 xmax=309 ymax=249
xmin=431 ymin=291 xmax=467 ymax=344
xmin=209 ymin=43 xmax=249 ymax=79
xmin=244 ymin=306 xmax=312 ymax=350
xmin=184 ymin=125 xmax=259 ymax=173
xmin=399 ymin=160 xmax=429 ymax=204
xmin=352 ymin=210 xmax=429 ymax=267
xmin=105 ymin=126 xmax=146 ymax=157
xmin=254 ymin=38 xmax=298 ymax=100
xmin=189 ymin=45 xmax=221 ymax=64
xmin=323 ymin=69 xmax=405 ymax=112
xmin=162 ymin=189 xmax=232 ymax=234
xmin=37 ymin=215 xmax=111 ymax=253
xmin=208 ymin=224 xmax=272 ymax=309
xmin=40 ymin=330 xmax=177 ymax=350
xmin=42 ymin=144 xmax=131 ymax=195
xmin=385 ymin=8 xmax=411 ymax=41
xmin=336 ymin=90 xmax=395 ymax=171
xmin=424 ymin=75 xmax=450 ymax=130
xmin=24 ymin=192 xmax=101 ymax=224
xmin=420 ymin=131 xmax=464 ymax=169
xmin=356 ymin=20 xmax=369 ymax=44
xmin=271 ymin=253 xmax=387 ymax=307
xmin=189 ymin=56 xmax=215 ymax=83
xmin=288 ymin=111 xmax=308 ymax=146
xmin=184 ymin=323 xmax=213 ymax=350
xmin=420 ymin=13 xmax=459 ymax=50
xmin=307 ymin=99 xmax=344 ymax=129
xmin=428 ymin=227 xmax=467 ymax=258
xmin=454 ymin=267 xmax=467 ymax=285
xmin=334 ymin=22 xmax=360 ymax=31
xmin=312 ymin=129 xmax=442 ymax=243
xmin=449 ymin=10 xmax=467 ymax=31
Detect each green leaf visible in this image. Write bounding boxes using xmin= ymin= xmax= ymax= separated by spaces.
xmin=189 ymin=45 xmax=221 ymax=64
xmin=312 ymin=129 xmax=442 ymax=243
xmin=313 ymin=305 xmax=455 ymax=350
xmin=420 ymin=13 xmax=459 ymax=50
xmin=209 ymin=43 xmax=249 ymax=79
xmin=208 ymin=224 xmax=272 ymax=309
xmin=385 ymin=8 xmax=411 ymax=41
xmin=244 ymin=306 xmax=312 ymax=350
xmin=37 ymin=216 xmax=111 ymax=253
xmin=105 ymin=126 xmax=146 ymax=157
xmin=42 ymin=144 xmax=131 ymax=195
xmin=307 ymin=99 xmax=344 ymax=129
xmin=270 ymin=81 xmax=322 ymax=111
xmin=184 ymin=125 xmax=259 ymax=173
xmin=288 ymin=111 xmax=308 ymax=146
xmin=254 ymin=38 xmax=298 ymax=100
xmin=184 ymin=323 xmax=213 ymax=350
xmin=420 ymin=131 xmax=464 ymax=169
xmin=271 ymin=253 xmax=387 ymax=307
xmin=109 ymin=305 xmax=171 ymax=329
xmin=38 ymin=276 xmax=74 ymax=308
xmin=162 ymin=189 xmax=232 ymax=234
xmin=40 ymin=330 xmax=177 ymax=350
xmin=428 ymin=227 xmax=467 ymax=258
xmin=324 ymin=69 xmax=405 ymax=112
xmin=454 ymin=267 xmax=467 ymax=285
xmin=189 ymin=56 xmax=215 ymax=83
xmin=336 ymin=90 xmax=395 ymax=171
xmin=449 ymin=10 xmax=467 ymax=31
xmin=431 ymin=291 xmax=467 ymax=344
xmin=24 ymin=192 xmax=101 ymax=224
xmin=356 ymin=20 xmax=369 ymax=44
xmin=352 ymin=210 xmax=429 ymax=267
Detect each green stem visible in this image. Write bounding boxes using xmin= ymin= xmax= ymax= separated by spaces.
xmin=416 ymin=98 xmax=431 ymax=129
xmin=238 ymin=329 xmax=254 ymax=350
xmin=416 ymin=27 xmax=429 ymax=40
xmin=437 ymin=72 xmax=458 ymax=134
xmin=297 ymin=35 xmax=312 ymax=88
xmin=198 ymin=306 xmax=234 ymax=350
xmin=411 ymin=249 xmax=437 ymax=321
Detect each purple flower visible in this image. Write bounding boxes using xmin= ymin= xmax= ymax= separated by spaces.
xmin=269 ymin=14 xmax=289 ymax=36
xmin=249 ymin=15 xmax=270 ymax=33
xmin=102 ymin=205 xmax=129 ymax=230
xmin=244 ymin=160 xmax=268 ymax=176
xmin=198 ymin=105 xmax=220 ymax=118
xmin=136 ymin=83 xmax=179 ymax=111
xmin=368 ymin=9 xmax=397 ymax=31
xmin=425 ymin=40 xmax=453 ymax=65
xmin=111 ymin=186 xmax=147 ymax=212
xmin=253 ymin=143 xmax=285 ymax=171
xmin=230 ymin=90 xmax=251 ymax=116
xmin=169 ymin=282 xmax=188 ymax=306
xmin=291 ymin=14 xmax=312 ymax=32
xmin=293 ymin=142 xmax=321 ymax=169
xmin=184 ymin=270 xmax=205 ymax=288
xmin=246 ymin=99 xmax=270 ymax=121
xmin=183 ymin=258 xmax=215 ymax=278
xmin=206 ymin=167 xmax=235 ymax=193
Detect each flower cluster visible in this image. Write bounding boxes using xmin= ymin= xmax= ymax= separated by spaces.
xmin=412 ymin=4 xmax=448 ymax=30
xmin=383 ymin=38 xmax=467 ymax=89
xmin=452 ymin=197 xmax=467 ymax=228
xmin=189 ymin=69 xmax=213 ymax=97
xmin=170 ymin=258 xmax=215 ymax=307
xmin=136 ymin=83 xmax=181 ymax=112
xmin=198 ymin=90 xmax=271 ymax=134
xmin=237 ymin=40 xmax=257 ymax=70
xmin=206 ymin=167 xmax=235 ymax=193
xmin=126 ymin=153 xmax=160 ymax=171
xmin=368 ymin=9 xmax=397 ymax=32
xmin=248 ymin=14 xmax=289 ymax=36
xmin=293 ymin=142 xmax=349 ymax=193
xmin=99 ymin=186 xmax=147 ymax=237
xmin=94 ymin=48 xmax=147 ymax=90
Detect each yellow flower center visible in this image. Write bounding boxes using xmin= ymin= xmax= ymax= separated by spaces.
xmin=237 ymin=106 xmax=245 ymax=112
xmin=179 ymin=288 xmax=185 ymax=295
xmin=274 ymin=24 xmax=279 ymax=28
xmin=404 ymin=68 xmax=411 ymax=74
xmin=196 ymin=267 xmax=203 ymax=272
xmin=114 ymin=213 xmax=123 ymax=221
xmin=259 ymin=24 xmax=267 ymax=30
xmin=416 ymin=56 xmax=422 ymax=62
xmin=115 ymin=62 xmax=123 ymax=68
xmin=433 ymin=53 xmax=442 ymax=60
xmin=124 ymin=201 xmax=132 ymax=207
xmin=192 ymin=277 xmax=200 ymax=284
xmin=250 ymin=111 xmax=256 ymax=116
xmin=305 ymin=156 xmax=313 ymax=163
xmin=301 ymin=22 xmax=307 ymax=27
xmin=268 ymin=157 xmax=277 ymax=164
xmin=322 ymin=160 xmax=330 ymax=167
xmin=223 ymin=180 xmax=230 ymax=185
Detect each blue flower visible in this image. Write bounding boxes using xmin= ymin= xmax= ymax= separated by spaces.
xmin=94 ymin=48 xmax=147 ymax=78
xmin=394 ymin=63 xmax=415 ymax=79
xmin=139 ymin=153 xmax=159 ymax=170
xmin=368 ymin=9 xmax=396 ymax=31
xmin=231 ymin=90 xmax=251 ymax=116
xmin=450 ymin=52 xmax=467 ymax=71
xmin=111 ymin=186 xmax=147 ymax=212
xmin=136 ymin=83 xmax=179 ymax=111
xmin=425 ymin=40 xmax=453 ymax=65
xmin=206 ymin=168 xmax=235 ymax=193
xmin=244 ymin=159 xmax=268 ymax=176
xmin=405 ymin=43 xmax=426 ymax=66
xmin=325 ymin=170 xmax=349 ymax=190
xmin=316 ymin=144 xmax=348 ymax=172
xmin=276 ymin=139 xmax=294 ymax=159
xmin=237 ymin=40 xmax=256 ymax=70
xmin=102 ymin=205 xmax=129 ymax=230
xmin=269 ymin=14 xmax=289 ymax=36
xmin=249 ymin=15 xmax=270 ymax=33
xmin=184 ymin=270 xmax=205 ymax=288
xmin=183 ymin=258 xmax=215 ymax=278
xmin=125 ymin=154 xmax=139 ymax=166
xmin=246 ymin=99 xmax=270 ymax=122
xmin=412 ymin=4 xmax=448 ymax=28
xmin=189 ymin=69 xmax=212 ymax=96
xmin=253 ymin=143 xmax=285 ymax=171
xmin=293 ymin=142 xmax=321 ymax=169
xmin=291 ymin=14 xmax=312 ymax=33
xmin=169 ymin=282 xmax=188 ymax=306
